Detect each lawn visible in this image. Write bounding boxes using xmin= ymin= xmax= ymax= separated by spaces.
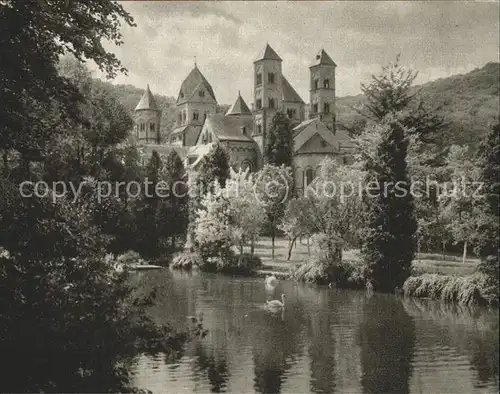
xmin=251 ymin=236 xmax=480 ymax=276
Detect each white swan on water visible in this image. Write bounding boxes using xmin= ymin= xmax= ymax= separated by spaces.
xmin=266 ymin=294 xmax=285 ymax=311
xmin=265 ymin=274 xmax=278 ymax=287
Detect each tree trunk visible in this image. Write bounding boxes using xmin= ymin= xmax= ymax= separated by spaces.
xmin=250 ymin=238 xmax=255 ymax=256
xmin=417 ymin=238 xmax=421 ymax=263
xmin=307 ymin=237 xmax=310 ymax=256
xmin=462 ymin=241 xmax=467 ymax=264
xmin=287 ymin=237 xmax=297 ymax=261
xmin=2 ymin=151 xmax=8 ymax=176
xmin=271 ymin=232 xmax=275 ymax=260
xmin=239 ymin=243 xmax=244 ymax=256
xmin=442 ymin=240 xmax=446 ymax=262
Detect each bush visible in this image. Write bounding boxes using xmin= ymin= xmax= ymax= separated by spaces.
xmin=116 ymin=250 xmax=145 ymax=266
xmin=402 ymin=273 xmax=496 ymax=306
xmin=232 ymin=253 xmax=263 ymax=275
xmin=194 ymin=252 xmax=262 ymax=276
xmin=170 ymin=252 xmax=203 ymax=271
xmin=291 ymin=257 xmax=366 ymax=289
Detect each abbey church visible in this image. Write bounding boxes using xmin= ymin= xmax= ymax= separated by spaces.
xmin=133 ymin=44 xmax=355 ymax=191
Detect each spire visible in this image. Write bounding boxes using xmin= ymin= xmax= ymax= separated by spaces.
xmin=194 ymin=56 xmax=197 ymax=68
xmin=134 ymin=84 xmax=159 ymax=111
xmin=311 ymin=49 xmax=336 ymax=67
xmin=254 ymin=43 xmax=282 ymax=62
xmin=226 ymin=92 xmax=251 ymax=116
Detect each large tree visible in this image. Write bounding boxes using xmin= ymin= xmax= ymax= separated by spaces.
xmin=361 ymin=117 xmax=417 ymax=293
xmin=475 ymin=122 xmax=500 ymax=301
xmin=264 ymin=112 xmax=294 ymax=167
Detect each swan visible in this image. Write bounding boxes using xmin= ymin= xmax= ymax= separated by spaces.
xmin=266 ymin=294 xmax=285 ymax=310
xmin=265 ymin=274 xmax=278 ymax=287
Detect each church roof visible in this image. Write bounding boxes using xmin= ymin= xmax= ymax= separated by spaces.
xmin=226 ymin=92 xmax=252 ymax=116
xmin=135 ymin=85 xmax=160 ymax=111
xmin=177 ymin=65 xmax=217 ymax=105
xmin=282 ymin=76 xmax=305 ymax=104
xmin=311 ymin=49 xmax=336 ymax=67
xmin=254 ymin=43 xmax=282 ymax=62
xmin=202 ymin=114 xmax=255 ymax=143
xmin=170 ymin=125 xmax=203 ymax=146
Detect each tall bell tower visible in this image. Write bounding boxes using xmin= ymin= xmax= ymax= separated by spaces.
xmin=309 ymin=49 xmax=337 ymax=133
xmin=252 ymin=43 xmax=284 ymax=155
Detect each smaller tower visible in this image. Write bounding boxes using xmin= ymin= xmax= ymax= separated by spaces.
xmin=134 ymin=85 xmax=161 ymax=144
xmin=226 ymin=91 xmax=252 ymax=118
xmin=309 ymin=49 xmax=337 ymax=133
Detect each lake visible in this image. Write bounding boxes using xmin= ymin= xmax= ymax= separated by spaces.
xmin=129 ymin=269 xmax=499 ymax=393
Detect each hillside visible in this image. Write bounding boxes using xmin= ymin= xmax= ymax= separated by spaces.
xmin=97 ymin=62 xmax=499 ymax=147
xmin=336 ymin=62 xmax=500 ymax=147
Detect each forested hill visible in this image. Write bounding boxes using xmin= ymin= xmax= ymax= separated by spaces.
xmin=96 ymin=62 xmax=499 ymax=147
xmin=336 ymin=62 xmax=500 ymax=148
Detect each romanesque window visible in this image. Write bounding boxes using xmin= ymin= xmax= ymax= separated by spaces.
xmin=324 ymin=103 xmax=330 ymax=113
xmin=321 ymin=140 xmax=327 ymax=148
xmin=268 ymin=72 xmax=275 ymax=84
xmin=312 ymin=103 xmax=318 ymax=113
xmin=287 ymin=108 xmax=293 ymax=118
xmin=324 ymin=79 xmax=330 ymax=88
xmin=150 ymin=123 xmax=155 ymax=132
xmin=193 ymin=111 xmax=199 ymax=121
xmin=208 ymin=133 xmax=213 ymax=143
xmin=268 ymin=98 xmax=275 ymax=109
xmin=314 ymin=79 xmax=319 ymax=90
xmin=305 ymin=169 xmax=314 ymax=187
xmin=256 ymin=73 xmax=262 ymax=85
xmin=140 ymin=123 xmax=145 ymax=132
xmin=199 ymin=90 xmax=205 ymax=97
xmin=178 ymin=112 xmax=182 ymax=124
xmin=256 ymin=99 xmax=262 ymax=109
xmin=241 ymin=160 xmax=253 ymax=173
xmin=257 ymin=124 xmax=262 ymax=134
xmin=180 ymin=92 xmax=184 ymax=99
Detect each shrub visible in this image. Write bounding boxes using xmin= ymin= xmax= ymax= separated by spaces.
xmin=291 ymin=257 xmax=366 ymax=289
xmin=402 ymin=273 xmax=495 ymax=306
xmin=232 ymin=253 xmax=263 ymax=275
xmin=170 ymin=252 xmax=203 ymax=271
xmin=116 ymin=250 xmax=145 ymax=266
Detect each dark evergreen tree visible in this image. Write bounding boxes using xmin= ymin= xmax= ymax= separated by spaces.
xmin=475 ymin=122 xmax=500 ymax=302
xmin=264 ymin=112 xmax=294 ymax=167
xmin=361 ymin=117 xmax=418 ymax=293
xmin=162 ymin=149 xmax=188 ymax=250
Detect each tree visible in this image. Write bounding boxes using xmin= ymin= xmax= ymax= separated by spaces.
xmin=264 ymin=112 xmax=294 ymax=167
xmin=475 ymin=122 xmax=499 ymax=299
xmin=280 ymin=158 xmax=364 ymax=262
xmin=225 ymin=168 xmax=266 ymax=255
xmin=439 ymin=145 xmax=480 ymax=263
xmin=254 ymin=164 xmax=293 ymax=259
xmin=361 ymin=116 xmax=417 ymax=293
xmin=0 ymin=0 xmax=135 ymax=175
xmin=188 ymin=143 xmax=230 ymax=249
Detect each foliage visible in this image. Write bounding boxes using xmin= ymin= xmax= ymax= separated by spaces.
xmin=170 ymin=251 xmax=203 ymax=271
xmin=475 ymin=122 xmax=500 ymax=293
xmin=188 ymin=143 xmax=230 ymax=248
xmin=291 ymin=256 xmax=366 ymax=289
xmin=403 ymin=273 xmax=496 ymax=306
xmin=193 ymin=180 xmax=234 ymax=261
xmin=0 ymin=178 xmax=200 ymax=392
xmin=361 ymin=116 xmax=417 ymax=293
xmin=254 ymin=164 xmax=293 ymax=258
xmin=264 ymin=111 xmax=294 ymax=167
xmin=225 ymin=168 xmax=266 ymax=254
xmin=438 ymin=145 xmax=481 ymax=262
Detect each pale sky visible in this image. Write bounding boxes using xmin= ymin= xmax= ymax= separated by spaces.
xmin=92 ymin=1 xmax=500 ymax=105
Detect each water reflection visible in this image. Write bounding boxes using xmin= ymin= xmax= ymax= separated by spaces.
xmin=358 ymin=293 xmax=416 ymax=394
xmin=129 ymin=270 xmax=499 ymax=394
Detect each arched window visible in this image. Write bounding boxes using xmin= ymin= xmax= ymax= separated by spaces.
xmin=305 ymin=168 xmax=314 ymax=187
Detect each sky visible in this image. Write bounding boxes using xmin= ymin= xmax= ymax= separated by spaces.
xmin=92 ymin=1 xmax=500 ymax=105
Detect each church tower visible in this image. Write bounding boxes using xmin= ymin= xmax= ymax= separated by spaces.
xmin=252 ymin=43 xmax=284 ymax=154
xmin=134 ymin=85 xmax=161 ymax=144
xmin=309 ymin=49 xmax=337 ymax=133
